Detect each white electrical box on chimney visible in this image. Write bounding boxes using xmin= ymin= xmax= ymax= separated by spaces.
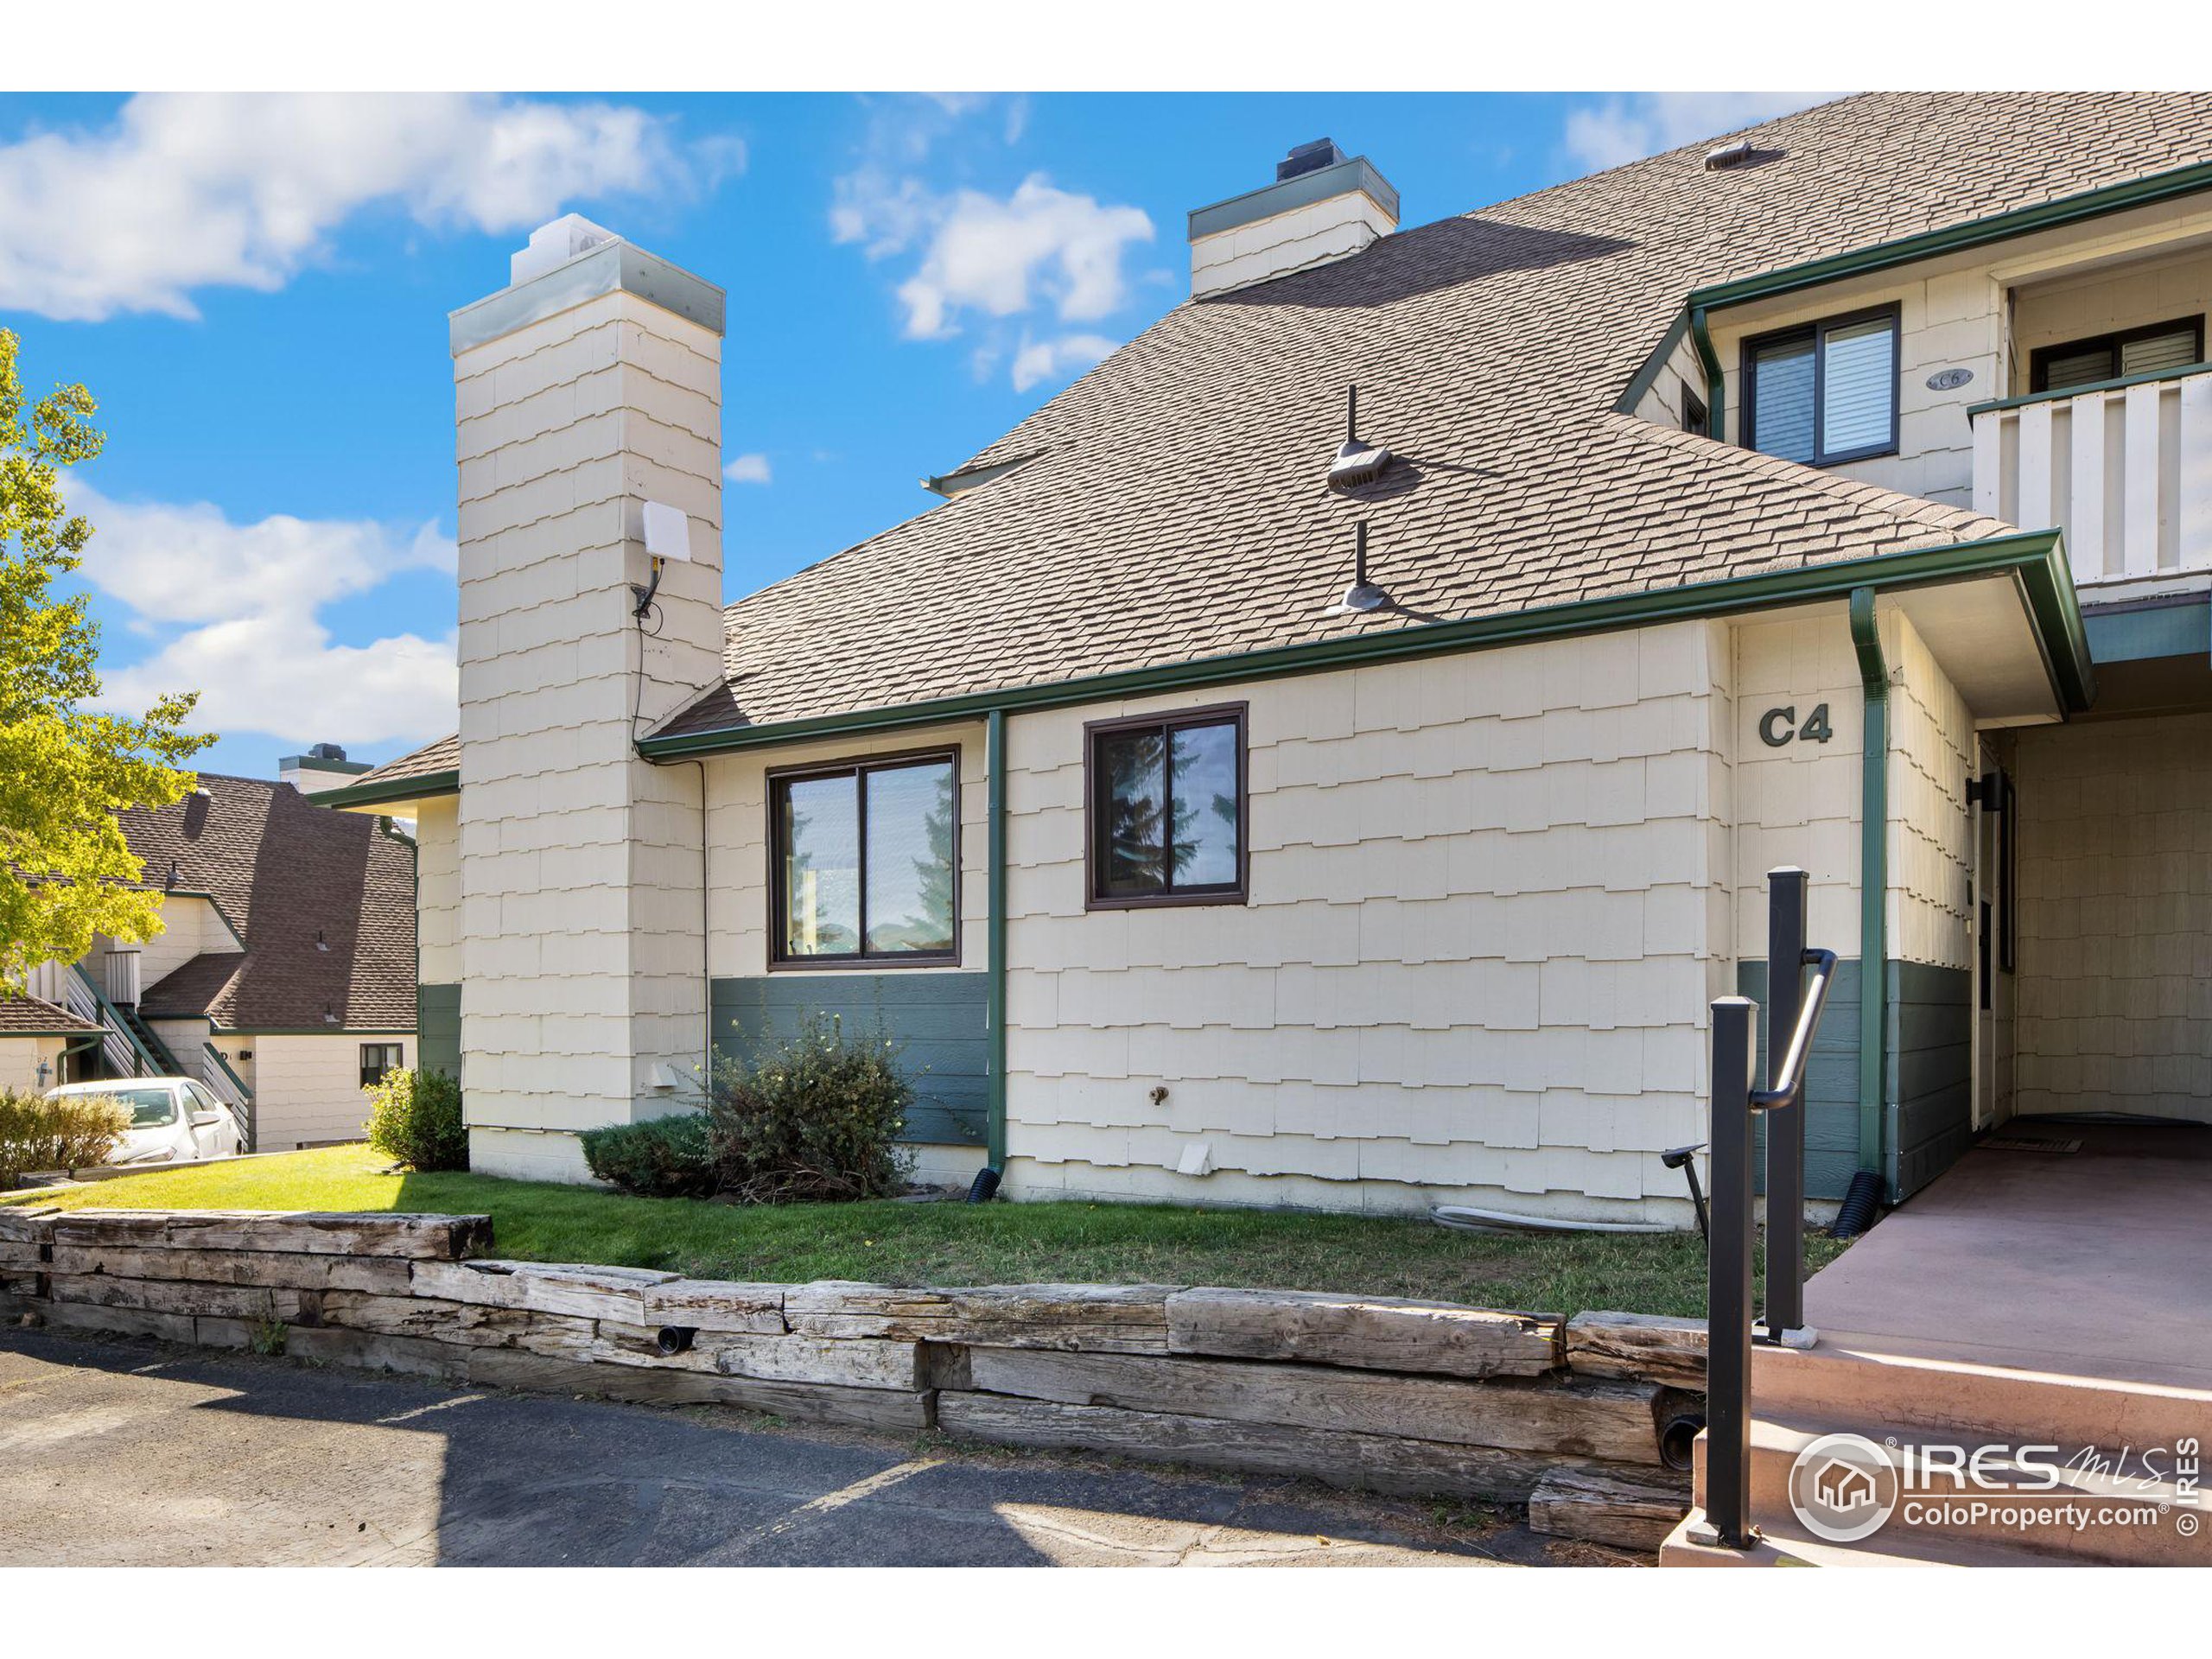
xmin=641 ymin=499 xmax=692 ymax=562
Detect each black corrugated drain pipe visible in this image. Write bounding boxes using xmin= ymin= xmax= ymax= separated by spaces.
xmin=1828 ymin=1169 xmax=1884 ymax=1238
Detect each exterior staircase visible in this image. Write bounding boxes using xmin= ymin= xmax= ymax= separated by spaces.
xmin=1662 ymin=1336 xmax=2212 ymax=1567
xmin=112 ymin=1001 xmax=183 ymax=1075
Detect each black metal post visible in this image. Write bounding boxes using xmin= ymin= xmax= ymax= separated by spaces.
xmin=1701 ymin=995 xmax=1759 ymax=1548
xmin=1764 ymin=867 xmax=1809 ymax=1339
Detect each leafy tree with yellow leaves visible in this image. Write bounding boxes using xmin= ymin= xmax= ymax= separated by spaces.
xmin=0 ymin=328 xmax=212 ymax=991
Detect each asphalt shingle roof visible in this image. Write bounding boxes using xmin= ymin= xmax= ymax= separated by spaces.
xmin=0 ymin=995 xmax=102 ymax=1036
xmin=123 ymin=775 xmax=416 ymax=1033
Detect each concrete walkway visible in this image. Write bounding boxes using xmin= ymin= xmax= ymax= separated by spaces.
xmin=1804 ymin=1122 xmax=2212 ymax=1391
xmin=0 ymin=1328 xmax=1601 ymax=1567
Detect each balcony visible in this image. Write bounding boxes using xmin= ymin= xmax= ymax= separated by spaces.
xmin=1972 ymin=362 xmax=2212 ymax=594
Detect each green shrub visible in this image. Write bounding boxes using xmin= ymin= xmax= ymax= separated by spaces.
xmin=579 ymin=1112 xmax=716 ymax=1198
xmin=364 ymin=1067 xmax=467 ymax=1172
xmin=0 ymin=1087 xmax=130 ymax=1187
xmin=701 ymin=1014 xmax=914 ymax=1204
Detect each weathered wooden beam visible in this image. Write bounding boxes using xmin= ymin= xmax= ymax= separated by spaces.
xmin=1563 ymin=1311 xmax=1708 ymax=1389
xmin=32 ymin=1300 xmax=197 ymax=1344
xmin=0 ymin=1207 xmax=56 ymax=1245
xmin=1527 ymin=1465 xmax=1692 ymax=1552
xmin=466 ymin=1347 xmax=933 ymax=1430
xmin=48 ymin=1211 xmax=492 ymax=1259
xmin=278 ymin=1324 xmax=474 ymax=1382
xmin=410 ymin=1260 xmax=679 ymax=1323
xmin=48 ymin=1245 xmax=411 ymax=1295
xmin=784 ymin=1281 xmax=1172 ymax=1351
xmin=45 ymin=1273 xmax=319 ymax=1324
xmin=1166 ymin=1287 xmax=1560 ymax=1377
xmin=964 ymin=1346 xmax=1664 ymax=1463
xmin=640 ymin=1279 xmax=789 ymax=1334
xmin=0 ymin=1239 xmax=48 ymax=1269
xmin=937 ymin=1392 xmax=1612 ymax=1503
xmin=319 ymin=1291 xmax=549 ymax=1348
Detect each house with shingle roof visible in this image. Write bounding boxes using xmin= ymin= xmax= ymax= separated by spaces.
xmin=16 ymin=761 xmax=417 ymax=1152
xmin=327 ymin=92 xmax=2212 ymax=1219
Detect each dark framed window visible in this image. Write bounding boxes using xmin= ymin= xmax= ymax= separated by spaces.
xmin=1085 ymin=705 xmax=1247 ymax=909
xmin=2030 ymin=315 xmax=2203 ymax=393
xmin=770 ymin=749 xmax=958 ymax=967
xmin=1742 ymin=305 xmax=1900 ymax=467
xmin=359 ymin=1043 xmax=404 ymax=1089
xmin=1681 ymin=385 xmax=1710 ymax=439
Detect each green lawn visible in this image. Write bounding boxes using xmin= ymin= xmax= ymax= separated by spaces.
xmin=2 ymin=1144 xmax=1843 ymax=1318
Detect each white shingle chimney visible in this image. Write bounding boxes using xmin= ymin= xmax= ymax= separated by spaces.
xmin=279 ymin=743 xmax=369 ymax=798
xmin=447 ymin=220 xmax=727 ymax=1181
xmin=1189 ymin=139 xmax=1400 ymax=300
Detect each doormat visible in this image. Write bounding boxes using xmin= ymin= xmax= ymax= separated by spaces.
xmin=1980 ymin=1135 xmax=2082 ymax=1154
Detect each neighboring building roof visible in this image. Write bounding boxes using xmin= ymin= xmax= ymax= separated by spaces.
xmin=326 ymin=733 xmax=459 ymax=806
xmin=124 ymin=775 xmax=416 ymax=1033
xmin=0 ymin=995 xmax=103 ymax=1037
xmin=393 ymin=92 xmax=2212 ymax=760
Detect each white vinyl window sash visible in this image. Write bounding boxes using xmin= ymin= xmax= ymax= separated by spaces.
xmin=1747 ymin=308 xmax=1898 ymax=467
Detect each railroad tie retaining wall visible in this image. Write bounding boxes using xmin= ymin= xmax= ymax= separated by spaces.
xmin=0 ymin=1205 xmax=1707 ymax=1550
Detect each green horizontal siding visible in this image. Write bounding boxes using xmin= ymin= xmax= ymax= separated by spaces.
xmin=1741 ymin=958 xmax=1864 ymax=1203
xmin=416 ymin=983 xmax=461 ymax=1082
xmin=709 ymin=973 xmax=988 ymax=1147
xmin=1888 ymin=962 xmax=1973 ymax=1201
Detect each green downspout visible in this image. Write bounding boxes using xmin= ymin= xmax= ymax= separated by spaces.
xmin=984 ymin=708 xmax=1008 ymax=1175
xmin=1689 ymin=305 xmax=1724 ymax=441
xmin=1848 ymin=588 xmax=1889 ymax=1185
xmin=56 ymin=1033 xmax=101 ymax=1086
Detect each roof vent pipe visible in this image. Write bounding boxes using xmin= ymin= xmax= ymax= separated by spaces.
xmin=1327 ymin=385 xmax=1391 ymax=493
xmin=1333 ymin=520 xmax=1393 ymax=614
xmin=1704 ymin=139 xmax=1755 ymax=171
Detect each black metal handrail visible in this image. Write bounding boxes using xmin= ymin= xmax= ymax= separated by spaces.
xmin=1695 ymin=865 xmax=1837 ymax=1550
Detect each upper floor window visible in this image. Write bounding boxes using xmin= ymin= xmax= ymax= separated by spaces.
xmin=1681 ymin=386 xmax=1710 ymax=439
xmin=1744 ymin=306 xmax=1899 ymax=467
xmin=1087 ymin=706 xmax=1246 ymax=909
xmin=772 ymin=752 xmax=957 ymax=965
xmin=2031 ymin=315 xmax=2203 ymax=393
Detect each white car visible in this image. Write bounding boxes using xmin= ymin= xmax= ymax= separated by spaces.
xmin=45 ymin=1078 xmax=245 ymax=1167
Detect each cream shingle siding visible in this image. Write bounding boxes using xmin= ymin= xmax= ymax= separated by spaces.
xmin=2011 ymin=711 xmax=2212 ymax=1122
xmin=1885 ymin=613 xmax=1975 ymax=971
xmin=416 ymin=796 xmax=461 ymax=986
xmin=248 ymin=1035 xmax=378 ymax=1150
xmin=995 ymin=621 xmax=1734 ymax=1221
xmin=454 ymin=288 xmax=721 ymax=1169
xmin=0 ymin=1036 xmax=66 ymax=1093
xmin=132 ymin=895 xmax=232 ymax=989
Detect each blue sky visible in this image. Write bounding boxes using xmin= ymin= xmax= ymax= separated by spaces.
xmin=0 ymin=91 xmax=1818 ymax=778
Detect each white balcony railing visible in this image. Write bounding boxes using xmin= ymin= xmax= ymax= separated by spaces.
xmin=1972 ymin=362 xmax=2212 ymax=590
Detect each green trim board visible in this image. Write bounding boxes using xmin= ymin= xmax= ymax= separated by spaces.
xmin=984 ymin=709 xmax=1008 ymax=1169
xmin=642 ymin=531 xmax=2092 ymax=760
xmin=417 ymin=983 xmax=461 ymax=1081
xmin=1887 ymin=963 xmax=1974 ymax=1201
xmin=1688 ymin=159 xmax=2212 ymax=314
xmin=1741 ymin=957 xmax=1866 ymax=1203
xmin=1612 ymin=308 xmax=1693 ymax=416
xmin=315 ymin=769 xmax=460 ymax=811
xmin=2084 ymin=594 xmax=2211 ymax=664
xmin=710 ymin=973 xmax=989 ymax=1147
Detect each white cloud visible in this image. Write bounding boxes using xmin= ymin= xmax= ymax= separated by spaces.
xmin=895 ymin=176 xmax=1153 ymax=340
xmin=723 ymin=453 xmax=772 ymax=485
xmin=71 ymin=481 xmax=458 ymax=750
xmin=830 ymin=95 xmax=1152 ymax=388
xmin=0 ymin=92 xmax=741 ymax=321
xmin=1010 ymin=331 xmax=1119 ymax=393
xmin=1561 ymin=92 xmax=1836 ymax=173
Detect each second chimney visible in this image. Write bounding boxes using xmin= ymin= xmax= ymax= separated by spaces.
xmin=1188 ymin=139 xmax=1399 ymax=300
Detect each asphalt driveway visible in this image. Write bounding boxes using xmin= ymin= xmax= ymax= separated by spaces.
xmin=0 ymin=1327 xmax=1610 ymax=1567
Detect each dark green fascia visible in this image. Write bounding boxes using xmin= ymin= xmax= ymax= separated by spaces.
xmin=2084 ymin=593 xmax=2212 ymax=664
xmin=213 ymin=1026 xmax=416 ymax=1037
xmin=639 ymin=530 xmax=2091 ymax=761
xmin=984 ymin=709 xmax=1009 ymax=1173
xmin=315 ymin=769 xmax=460 ymax=811
xmin=1967 ymin=356 xmax=2211 ymax=417
xmin=1688 ymin=159 xmax=2212 ymax=314
xmin=1612 ymin=308 xmax=1692 ymax=416
xmin=1848 ymin=587 xmax=1890 ymax=1187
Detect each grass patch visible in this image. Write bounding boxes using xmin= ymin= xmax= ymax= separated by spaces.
xmin=3 ymin=1144 xmax=1845 ymax=1319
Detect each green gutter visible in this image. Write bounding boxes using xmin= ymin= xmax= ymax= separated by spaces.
xmin=316 ymin=768 xmax=460 ymax=811
xmin=1848 ymin=588 xmax=1890 ymax=1186
xmin=641 ymin=530 xmax=2092 ymax=760
xmin=984 ymin=708 xmax=1009 ymax=1174
xmin=1688 ymin=158 xmax=2212 ymax=314
xmin=1967 ymin=357 xmax=2211 ymax=417
xmin=1689 ymin=305 xmax=1725 ymax=440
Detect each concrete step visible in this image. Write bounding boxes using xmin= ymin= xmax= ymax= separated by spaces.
xmin=1660 ymin=1506 xmax=2088 ymax=1568
xmin=1752 ymin=1332 xmax=2212 ymax=1453
xmin=1691 ymin=1415 xmax=2209 ymax=1567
